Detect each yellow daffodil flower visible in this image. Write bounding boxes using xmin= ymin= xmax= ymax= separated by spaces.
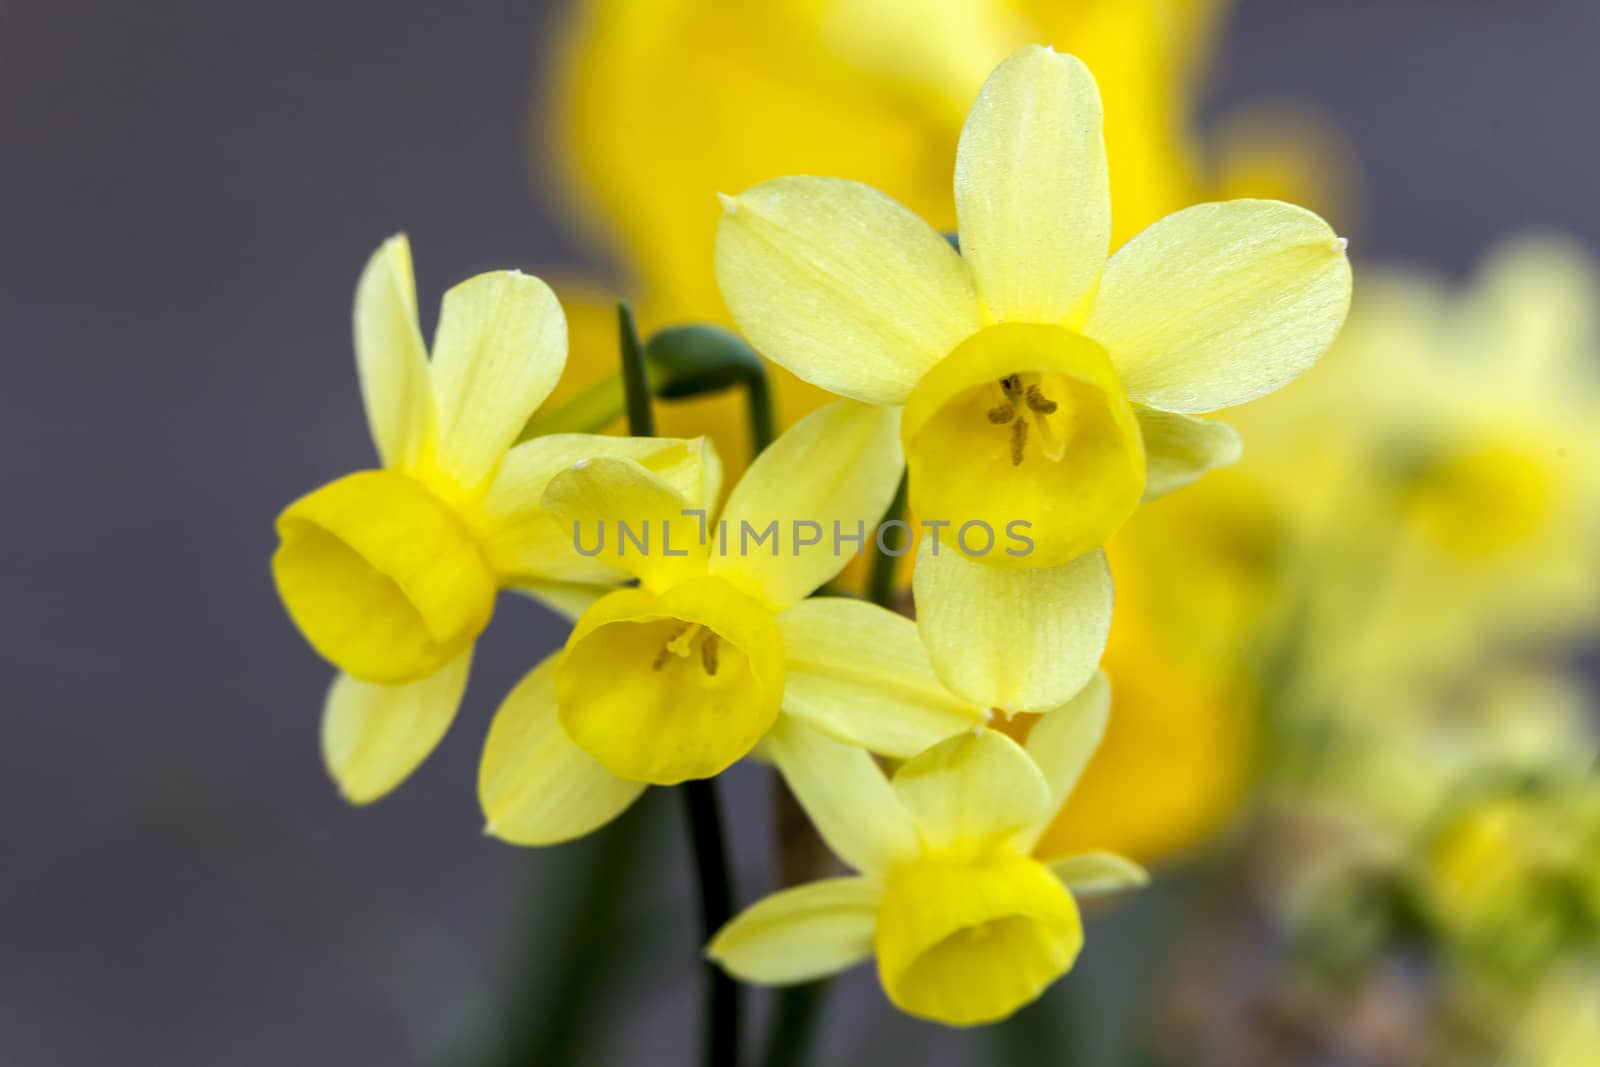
xmin=709 ymin=673 xmax=1146 ymax=1027
xmin=543 ymin=0 xmax=1354 ymax=475
xmin=479 ymin=399 xmax=990 ymax=843
xmin=270 ymin=235 xmax=715 ymax=803
xmin=715 ymin=45 xmax=1351 ymax=709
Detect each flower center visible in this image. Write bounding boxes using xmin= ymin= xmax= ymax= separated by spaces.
xmin=272 ymin=469 xmax=496 ymax=684
xmin=902 ymin=323 xmax=1146 ymax=568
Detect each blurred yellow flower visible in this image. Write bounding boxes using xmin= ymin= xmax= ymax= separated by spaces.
xmin=715 ymin=45 xmax=1349 ymax=711
xmin=1085 ymin=236 xmax=1600 ymax=866
xmin=270 ymin=235 xmax=713 ymax=803
xmin=479 ymin=401 xmax=989 ymax=843
xmin=710 ymin=676 xmax=1146 ymax=1027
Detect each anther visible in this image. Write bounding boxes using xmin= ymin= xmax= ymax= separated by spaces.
xmin=701 ymin=635 xmax=719 ymax=676
xmin=1024 ymin=384 xmax=1057 ymax=414
xmin=1010 ymin=417 xmax=1029 ymax=465
xmin=653 ymin=622 xmax=693 ymax=671
xmin=986 ymin=402 xmax=1015 ymax=424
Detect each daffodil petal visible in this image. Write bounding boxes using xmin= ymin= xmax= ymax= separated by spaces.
xmin=914 ymin=540 xmax=1113 ymax=713
xmin=716 ymin=176 xmax=982 ymax=405
xmin=353 ymin=235 xmax=433 ymax=470
xmin=892 ymin=730 xmax=1051 ymax=851
xmin=480 ymin=654 xmax=647 ymax=846
xmin=1136 ymin=406 xmax=1242 ymax=500
xmin=765 ymin=714 xmax=919 ymax=875
xmin=540 ymin=456 xmax=708 ymax=591
xmin=1016 ymin=671 xmax=1110 ymax=853
xmin=954 ymin=45 xmax=1110 ymax=325
xmin=778 ymin=597 xmax=985 ymax=758
xmin=708 ymin=877 xmax=883 ymax=985
xmin=429 ymin=271 xmax=568 ymax=490
xmin=479 ymin=434 xmax=719 ymax=584
xmin=1046 ymin=852 xmax=1149 ymax=895
xmin=320 ymin=649 xmax=472 ymax=805
xmin=1087 ymin=199 xmax=1352 ymax=413
xmin=711 ymin=400 xmax=904 ymax=607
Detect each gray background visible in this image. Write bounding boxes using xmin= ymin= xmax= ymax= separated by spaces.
xmin=3 ymin=0 xmax=1597 ymax=1064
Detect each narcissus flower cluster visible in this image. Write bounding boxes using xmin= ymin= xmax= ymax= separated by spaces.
xmin=272 ymin=44 xmax=1348 ymax=1029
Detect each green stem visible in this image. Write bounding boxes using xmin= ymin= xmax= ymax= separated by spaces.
xmin=867 ymin=470 xmax=909 ymax=609
xmin=744 ymin=370 xmax=776 ymax=456
xmin=617 ymin=301 xmax=655 ymax=437
xmin=618 ymin=301 xmax=740 ymax=1067
xmin=761 ymin=982 xmax=828 ymax=1067
xmin=682 ymin=779 xmax=742 ymax=1067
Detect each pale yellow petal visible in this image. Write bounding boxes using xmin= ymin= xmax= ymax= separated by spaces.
xmin=320 ymin=650 xmax=472 ymax=805
xmin=478 ymin=434 xmax=719 ymax=584
xmin=1136 ymin=406 xmax=1242 ymax=500
xmin=708 ymin=877 xmax=883 ymax=985
xmin=1087 ymin=199 xmax=1352 ymax=413
xmin=913 ymin=541 xmax=1113 ymax=713
xmin=891 ymin=730 xmax=1051 ymax=851
xmin=777 ymin=597 xmax=985 ymax=758
xmin=716 ymin=177 xmax=982 ymax=405
xmin=480 ymin=655 xmax=647 ymax=846
xmin=353 ymin=234 xmax=433 ymax=470
xmin=765 ymin=714 xmax=919 ymax=875
xmin=1016 ymin=671 xmax=1111 ymax=853
xmin=711 ymin=400 xmax=904 ymax=608
xmin=954 ymin=46 xmax=1110 ymax=325
xmin=1046 ymin=852 xmax=1149 ymax=895
xmin=429 ymin=271 xmax=568 ymax=490
xmin=539 ymin=456 xmax=708 ymax=592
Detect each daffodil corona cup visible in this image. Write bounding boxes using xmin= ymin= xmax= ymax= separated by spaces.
xmin=714 ymin=46 xmax=1352 ymax=712
xmin=270 ymin=236 xmax=717 ymax=803
xmin=478 ymin=399 xmax=998 ymax=844
xmin=710 ymin=675 xmax=1149 ymax=1027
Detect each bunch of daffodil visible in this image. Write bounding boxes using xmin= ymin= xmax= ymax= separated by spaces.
xmin=478 ymin=398 xmax=993 ymax=843
xmin=270 ymin=236 xmax=714 ymax=802
xmin=715 ymin=45 xmax=1351 ymax=711
xmin=710 ymin=674 xmax=1148 ymax=1026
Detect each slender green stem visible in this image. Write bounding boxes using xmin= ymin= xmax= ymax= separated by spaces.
xmin=761 ymin=982 xmax=828 ymax=1067
xmin=617 ymin=301 xmax=655 ymax=437
xmin=867 ymin=470 xmax=910 ymax=608
xmin=682 ymin=779 xmax=741 ymax=1067
xmin=618 ymin=301 xmax=741 ymax=1066
xmin=744 ymin=370 xmax=776 ymax=456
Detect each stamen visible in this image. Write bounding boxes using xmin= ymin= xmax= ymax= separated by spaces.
xmin=999 ymin=374 xmax=1022 ymax=397
xmin=701 ymin=634 xmax=719 ymax=675
xmin=1010 ymin=417 xmax=1028 ymax=466
xmin=986 ymin=402 xmax=1015 ymax=424
xmin=652 ymin=623 xmax=696 ymax=670
xmin=1024 ymin=384 xmax=1057 ymax=414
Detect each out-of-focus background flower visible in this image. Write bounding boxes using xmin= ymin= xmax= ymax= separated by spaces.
xmin=4 ymin=1 xmax=1598 ymax=1064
